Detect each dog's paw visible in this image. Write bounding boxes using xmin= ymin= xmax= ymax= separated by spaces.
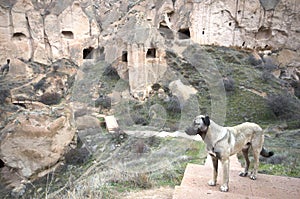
xmin=239 ymin=171 xmax=248 ymax=177
xmin=249 ymin=174 xmax=257 ymax=180
xmin=208 ymin=180 xmax=216 ymax=186
xmin=220 ymin=184 xmax=229 ymax=192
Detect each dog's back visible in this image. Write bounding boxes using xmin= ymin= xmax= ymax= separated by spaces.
xmin=226 ymin=122 xmax=264 ymax=154
xmin=228 ymin=122 xmax=262 ymax=138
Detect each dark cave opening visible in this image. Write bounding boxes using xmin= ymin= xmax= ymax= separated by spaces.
xmin=178 ymin=28 xmax=191 ymax=39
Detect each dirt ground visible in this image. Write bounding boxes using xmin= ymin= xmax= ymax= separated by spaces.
xmin=121 ymin=186 xmax=174 ymax=199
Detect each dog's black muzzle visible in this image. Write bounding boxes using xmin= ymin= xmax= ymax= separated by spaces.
xmin=185 ymin=126 xmax=199 ymax=136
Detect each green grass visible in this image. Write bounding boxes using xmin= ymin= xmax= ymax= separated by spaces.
xmin=225 ymin=89 xmax=276 ymax=127
xmin=259 ymin=163 xmax=300 ymax=177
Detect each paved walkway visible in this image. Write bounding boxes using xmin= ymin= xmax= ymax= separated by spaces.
xmin=173 ymin=155 xmax=300 ymax=199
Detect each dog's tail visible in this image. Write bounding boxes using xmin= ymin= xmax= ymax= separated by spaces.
xmin=260 ymin=147 xmax=274 ymax=157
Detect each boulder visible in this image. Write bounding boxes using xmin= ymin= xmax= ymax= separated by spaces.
xmin=0 ymin=105 xmax=75 ymax=179
xmin=169 ymin=79 xmax=197 ymax=106
xmin=76 ymin=115 xmax=101 ymax=130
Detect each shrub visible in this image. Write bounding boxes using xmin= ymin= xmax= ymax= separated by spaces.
xmin=263 ymin=57 xmax=277 ymax=71
xmin=110 ymin=128 xmax=128 ymax=145
xmin=95 ymin=95 xmax=111 ymax=109
xmin=67 ymin=74 xmax=75 ymax=89
xmin=131 ymin=113 xmax=149 ymax=125
xmin=290 ymin=80 xmax=300 ymax=99
xmin=52 ymin=64 xmax=59 ymax=72
xmin=162 ymin=85 xmax=171 ymax=96
xmin=74 ymin=108 xmax=89 ymax=118
xmin=132 ymin=173 xmax=152 ymax=189
xmin=0 ymin=89 xmax=10 ymax=104
xmin=151 ymin=83 xmax=161 ymax=91
xmin=261 ymin=70 xmax=273 ymax=83
xmin=39 ymin=92 xmax=61 ymax=105
xmin=146 ymin=136 xmax=161 ymax=148
xmin=223 ymin=77 xmax=235 ymax=92
xmin=33 ymin=78 xmax=46 ymax=91
xmin=103 ymin=65 xmax=120 ymax=80
xmin=65 ymin=147 xmax=90 ymax=165
xmin=166 ymin=95 xmax=181 ymax=114
xmin=266 ymin=92 xmax=300 ymax=120
xmin=248 ymin=54 xmax=262 ymax=66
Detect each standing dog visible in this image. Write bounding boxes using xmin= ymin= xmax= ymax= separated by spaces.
xmin=185 ymin=115 xmax=273 ymax=192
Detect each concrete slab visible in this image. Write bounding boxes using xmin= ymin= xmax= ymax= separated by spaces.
xmin=105 ymin=115 xmax=119 ymax=133
xmin=173 ymin=155 xmax=300 ymax=199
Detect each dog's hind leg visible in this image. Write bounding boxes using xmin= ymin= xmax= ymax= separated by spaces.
xmin=208 ymin=155 xmax=218 ymax=186
xmin=249 ymin=148 xmax=261 ymax=180
xmin=239 ymin=145 xmax=250 ymax=177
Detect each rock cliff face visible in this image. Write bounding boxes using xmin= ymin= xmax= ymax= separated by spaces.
xmin=0 ymin=0 xmax=299 ymax=98
xmin=190 ymin=0 xmax=299 ymax=50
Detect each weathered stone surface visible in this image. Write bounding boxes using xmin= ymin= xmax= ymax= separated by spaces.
xmin=189 ymin=0 xmax=300 ymax=50
xmin=0 ymin=105 xmax=75 ymax=178
xmin=0 ymin=0 xmax=298 ymax=98
xmin=76 ymin=115 xmax=101 ymax=130
xmin=9 ymin=59 xmax=78 ymax=102
xmin=169 ymin=79 xmax=197 ymax=106
xmin=277 ymin=49 xmax=300 ymax=67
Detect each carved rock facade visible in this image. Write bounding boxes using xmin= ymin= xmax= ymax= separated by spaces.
xmin=0 ymin=0 xmax=299 ymax=98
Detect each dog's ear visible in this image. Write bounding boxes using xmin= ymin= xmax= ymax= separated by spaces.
xmin=202 ymin=116 xmax=210 ymax=126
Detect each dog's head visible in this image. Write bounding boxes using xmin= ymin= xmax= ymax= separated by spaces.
xmin=185 ymin=115 xmax=210 ymax=139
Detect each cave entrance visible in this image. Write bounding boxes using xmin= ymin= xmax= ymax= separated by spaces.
xmin=0 ymin=159 xmax=4 ymax=168
xmin=61 ymin=31 xmax=74 ymax=39
xmin=178 ymin=28 xmax=191 ymax=40
xmin=12 ymin=32 xmax=27 ymax=41
xmin=159 ymin=23 xmax=174 ymax=40
xmin=83 ymin=47 xmax=94 ymax=59
xmin=146 ymin=48 xmax=156 ymax=58
xmin=122 ymin=51 xmax=128 ymax=62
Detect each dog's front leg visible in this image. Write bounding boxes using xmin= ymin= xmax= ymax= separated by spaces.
xmin=220 ymin=158 xmax=230 ymax=192
xmin=208 ymin=155 xmax=218 ymax=186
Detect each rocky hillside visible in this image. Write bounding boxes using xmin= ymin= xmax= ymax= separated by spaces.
xmin=0 ymin=0 xmax=299 ymax=98
xmin=0 ymin=0 xmax=300 ymax=198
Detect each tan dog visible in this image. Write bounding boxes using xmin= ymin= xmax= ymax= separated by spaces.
xmin=185 ymin=115 xmax=273 ymax=192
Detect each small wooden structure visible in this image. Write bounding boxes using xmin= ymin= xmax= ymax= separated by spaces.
xmin=104 ymin=115 xmax=119 ymax=133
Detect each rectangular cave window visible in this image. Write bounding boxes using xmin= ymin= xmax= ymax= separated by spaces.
xmin=83 ymin=47 xmax=94 ymax=59
xmin=146 ymin=48 xmax=156 ymax=58
xmin=178 ymin=28 xmax=191 ymax=40
xmin=122 ymin=51 xmax=128 ymax=62
xmin=61 ymin=31 xmax=74 ymax=39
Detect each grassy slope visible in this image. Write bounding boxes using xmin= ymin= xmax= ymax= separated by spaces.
xmin=167 ymin=44 xmax=300 ymax=178
xmin=10 ymin=45 xmax=299 ymax=199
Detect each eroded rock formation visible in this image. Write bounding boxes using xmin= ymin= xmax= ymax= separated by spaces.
xmin=0 ymin=105 xmax=75 ymax=178
xmin=0 ymin=103 xmax=75 ymax=195
xmin=0 ymin=0 xmax=299 ymax=98
xmin=0 ymin=1 xmax=299 ymax=194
